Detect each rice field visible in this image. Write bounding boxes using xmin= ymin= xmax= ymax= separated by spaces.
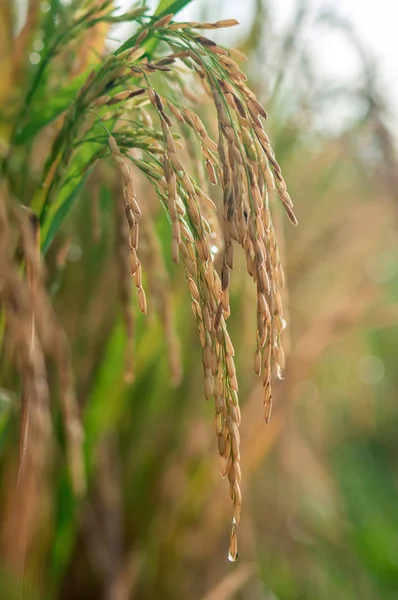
xmin=1 ymin=1 xmax=397 ymax=598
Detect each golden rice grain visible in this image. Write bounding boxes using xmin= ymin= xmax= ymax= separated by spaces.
xmin=152 ymin=13 xmax=174 ymax=28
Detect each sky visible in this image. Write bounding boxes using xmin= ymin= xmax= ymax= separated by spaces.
xmin=176 ymin=0 xmax=397 ymax=83
xmin=173 ymin=0 xmax=398 ymax=130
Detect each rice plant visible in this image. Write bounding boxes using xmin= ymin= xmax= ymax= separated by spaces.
xmin=0 ymin=0 xmax=297 ymax=574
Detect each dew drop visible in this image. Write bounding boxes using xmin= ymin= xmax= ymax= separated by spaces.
xmin=29 ymin=52 xmax=41 ymax=65
xmin=33 ymin=39 xmax=44 ymax=51
xmin=357 ymin=355 xmax=385 ymax=385
xmin=228 ymin=524 xmax=238 ymax=562
xmin=228 ymin=549 xmax=238 ymax=562
xmin=0 ymin=388 xmax=13 ymax=408
xmin=365 ymin=251 xmax=397 ymax=283
xmin=67 ymin=243 xmax=82 ymax=262
xmin=41 ymin=1 xmax=51 ymax=12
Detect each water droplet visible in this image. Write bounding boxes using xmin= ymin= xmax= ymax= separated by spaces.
xmin=210 ymin=244 xmax=219 ymax=255
xmin=357 ymin=355 xmax=385 ymax=385
xmin=29 ymin=52 xmax=41 ymax=65
xmin=228 ymin=550 xmax=238 ymax=562
xmin=33 ymin=39 xmax=44 ymax=51
xmin=67 ymin=243 xmax=82 ymax=262
xmin=228 ymin=524 xmax=238 ymax=561
xmin=365 ymin=251 xmax=397 ymax=283
xmin=41 ymin=1 xmax=51 ymax=12
xmin=0 ymin=388 xmax=13 ymax=410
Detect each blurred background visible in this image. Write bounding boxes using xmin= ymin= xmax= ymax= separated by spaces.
xmin=1 ymin=0 xmax=398 ymax=598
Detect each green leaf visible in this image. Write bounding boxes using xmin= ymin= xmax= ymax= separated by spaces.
xmin=14 ymin=72 xmax=88 ymax=145
xmin=49 ymin=468 xmax=79 ymax=590
xmin=0 ymin=389 xmax=13 ymax=453
xmin=41 ymin=173 xmax=89 ymax=253
xmin=155 ymin=0 xmax=193 ymax=16
xmin=83 ymin=322 xmax=127 ymax=475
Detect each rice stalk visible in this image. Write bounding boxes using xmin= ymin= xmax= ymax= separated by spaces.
xmin=1 ymin=4 xmax=298 ymax=560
